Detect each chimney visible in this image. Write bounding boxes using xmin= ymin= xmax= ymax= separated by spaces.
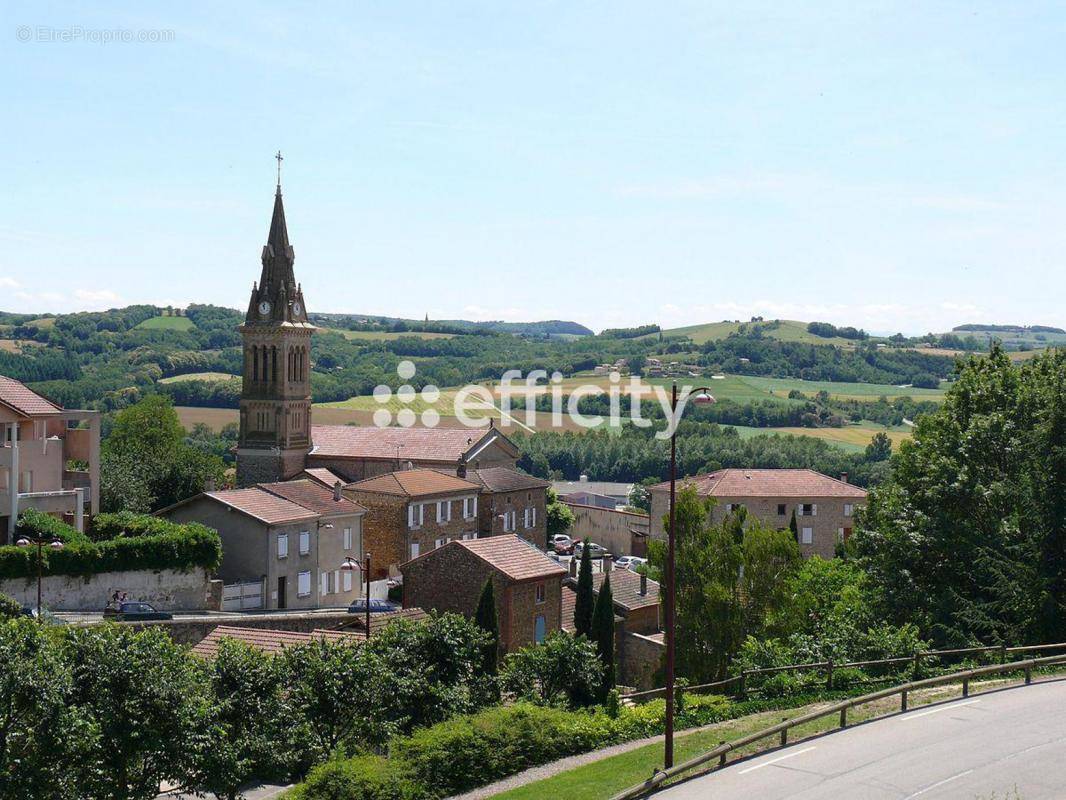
xmin=639 ymin=571 xmax=647 ymax=596
xmin=204 ymin=477 xmax=216 ymax=493
xmin=569 ymin=557 xmax=578 ymax=578
xmin=405 ymin=460 xmax=414 ymax=471
xmin=603 ymin=555 xmax=613 ymax=572
xmin=456 ymin=454 xmax=467 ymax=479
xmin=333 ymin=481 xmax=343 ymax=501
xmin=840 ymin=472 xmax=848 ymax=484
xmin=579 ymin=474 xmax=588 ymax=483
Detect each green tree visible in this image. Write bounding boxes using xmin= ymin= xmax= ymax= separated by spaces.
xmin=499 ymin=632 xmax=602 ymax=708
xmin=627 ymin=481 xmax=652 ymax=513
xmin=0 ymin=593 xmax=22 ymax=620
xmin=0 ymin=619 xmax=88 ymax=800
xmin=858 ymin=346 xmax=1066 ymax=646
xmin=590 ymin=572 xmax=615 ymax=700
xmin=474 ymin=579 xmax=500 ymax=678
xmin=101 ymin=395 xmax=225 ymax=512
xmin=788 ymin=508 xmax=798 ymax=541
xmin=574 ymin=538 xmax=594 ymax=636
xmin=545 ymin=488 xmax=575 ymax=539
xmin=189 ymin=638 xmax=293 ymax=800
xmin=64 ymin=625 xmax=204 ymax=800
xmin=864 ymin=431 xmax=893 ymax=462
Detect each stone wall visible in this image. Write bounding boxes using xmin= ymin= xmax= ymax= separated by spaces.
xmin=0 ymin=567 xmax=221 ymax=612
xmin=621 ymin=631 xmax=664 ymax=690
xmin=481 ymin=487 xmax=548 ymax=549
xmin=564 ymin=502 xmax=650 ymax=557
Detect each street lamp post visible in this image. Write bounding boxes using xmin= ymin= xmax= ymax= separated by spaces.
xmin=15 ymin=533 xmax=64 ymax=623
xmin=341 ymin=553 xmax=372 ymax=638
xmin=664 ymin=381 xmax=715 ymax=768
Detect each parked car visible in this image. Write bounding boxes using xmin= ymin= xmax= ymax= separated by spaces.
xmin=614 ymin=555 xmax=647 ymax=571
xmin=347 ymin=598 xmax=400 ymax=614
xmin=550 ymin=534 xmax=574 ymax=554
xmin=21 ymin=606 xmax=68 ymax=625
xmin=103 ymin=602 xmax=173 ymax=621
xmin=573 ymin=541 xmax=608 ymax=559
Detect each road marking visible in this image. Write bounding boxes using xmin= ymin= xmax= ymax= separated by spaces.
xmin=901 ymin=698 xmax=980 ymax=720
xmin=904 ymin=769 xmax=973 ymax=798
xmin=738 ymin=746 xmax=816 ymax=774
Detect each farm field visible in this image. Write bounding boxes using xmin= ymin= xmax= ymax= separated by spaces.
xmin=322 ymin=327 xmax=455 ymax=341
xmin=136 ymin=315 xmax=195 ymax=331
xmin=159 ymin=372 xmax=238 ymax=384
xmin=649 ymin=319 xmax=861 ymax=347
xmin=729 ymin=422 xmax=911 ymax=453
xmin=738 ymin=375 xmax=947 ymax=401
xmin=0 ymin=339 xmax=42 ymax=354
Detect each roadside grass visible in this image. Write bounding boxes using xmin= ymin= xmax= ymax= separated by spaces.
xmin=135 ymin=315 xmax=195 ymax=331
xmin=489 ymin=675 xmax=1058 ymax=800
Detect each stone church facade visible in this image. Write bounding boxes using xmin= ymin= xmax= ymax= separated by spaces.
xmin=236 ymin=178 xmax=316 ymax=487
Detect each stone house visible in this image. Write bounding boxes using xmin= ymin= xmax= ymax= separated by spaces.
xmin=464 ymin=466 xmax=549 ymax=549
xmin=400 ymin=535 xmax=566 ymax=653
xmin=162 ymin=479 xmax=366 ymax=610
xmin=648 ymin=469 xmax=867 ymax=559
xmin=345 ymin=469 xmax=482 ymax=578
xmin=306 ymin=424 xmax=520 ymax=482
xmin=0 ymin=375 xmax=100 ymax=542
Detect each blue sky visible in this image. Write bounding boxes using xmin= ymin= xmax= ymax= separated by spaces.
xmin=4 ymin=1 xmax=1066 ymax=334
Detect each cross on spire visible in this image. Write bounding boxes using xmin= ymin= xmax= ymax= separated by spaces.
xmin=275 ymin=150 xmax=283 ymax=189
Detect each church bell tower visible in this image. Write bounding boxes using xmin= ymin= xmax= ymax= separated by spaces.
xmin=236 ymin=153 xmax=315 ymax=487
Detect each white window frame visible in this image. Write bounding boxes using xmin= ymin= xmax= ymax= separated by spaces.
xmin=343 ymin=570 xmax=352 ymax=592
xmin=320 ymin=571 xmax=329 ymax=596
xmin=435 ymin=537 xmax=446 ymax=549
xmin=299 ymin=530 xmax=310 ymax=555
xmin=410 ymin=541 xmax=421 ymax=559
xmin=277 ymin=533 xmax=288 ymax=559
xmin=462 ymin=532 xmax=475 ymax=540
xmin=297 ymin=571 xmax=311 ymax=597
xmin=437 ymin=500 xmax=451 ymax=523
xmin=801 ymin=527 xmax=813 ymax=545
xmin=535 ymin=582 xmax=545 ymax=604
xmin=343 ymin=527 xmax=353 ymax=550
xmin=463 ymin=495 xmax=478 ymax=519
xmin=408 ymin=503 xmax=424 ymax=529
xmin=844 ymin=504 xmax=853 ymax=518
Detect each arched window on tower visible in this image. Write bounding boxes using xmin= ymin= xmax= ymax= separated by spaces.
xmin=262 ymin=347 xmax=269 ymax=384
xmin=272 ymin=346 xmax=278 ymax=383
xmin=251 ymin=346 xmax=259 ymax=382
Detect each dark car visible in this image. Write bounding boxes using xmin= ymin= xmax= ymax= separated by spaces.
xmin=103 ymin=602 xmax=173 ymax=621
xmin=21 ymin=606 xmax=68 ymax=625
xmin=347 ymin=598 xmax=400 ymax=614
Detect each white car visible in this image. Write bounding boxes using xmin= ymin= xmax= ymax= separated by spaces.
xmin=573 ymin=541 xmax=608 ymax=559
xmin=550 ymin=534 xmax=574 ymax=554
xmin=615 ymin=555 xmax=647 ymax=571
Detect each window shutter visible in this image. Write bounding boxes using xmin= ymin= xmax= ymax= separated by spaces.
xmin=320 ymin=572 xmax=328 ymax=596
xmin=343 ymin=571 xmax=352 ymax=592
xmin=812 ymin=504 xmax=818 ymax=516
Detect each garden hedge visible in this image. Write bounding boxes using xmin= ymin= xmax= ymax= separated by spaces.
xmin=0 ymin=509 xmax=221 ymax=579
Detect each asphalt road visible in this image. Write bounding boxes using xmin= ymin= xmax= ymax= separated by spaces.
xmin=658 ymin=679 xmax=1066 ymax=799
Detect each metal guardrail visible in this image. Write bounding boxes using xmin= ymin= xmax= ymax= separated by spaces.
xmin=619 ymin=641 xmax=1066 ymax=705
xmin=609 ymin=651 xmax=1066 ymax=800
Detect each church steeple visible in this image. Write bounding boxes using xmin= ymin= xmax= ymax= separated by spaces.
xmin=236 ymin=154 xmax=315 ymax=487
xmin=244 ymin=153 xmax=312 ymax=327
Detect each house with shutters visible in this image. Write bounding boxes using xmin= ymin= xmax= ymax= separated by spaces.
xmin=162 ymin=479 xmax=366 ymax=610
xmin=400 ymin=534 xmax=566 ymax=653
xmin=648 ymin=469 xmax=867 ymax=559
xmin=0 ymin=375 xmax=100 ymax=542
xmin=463 ymin=465 xmax=550 ymax=549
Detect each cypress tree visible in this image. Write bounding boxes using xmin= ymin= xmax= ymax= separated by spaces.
xmin=591 ymin=571 xmax=615 ymax=700
xmin=574 ymin=538 xmax=594 ymax=636
xmin=789 ymin=509 xmax=798 ymax=542
xmin=474 ymin=578 xmax=499 ymax=676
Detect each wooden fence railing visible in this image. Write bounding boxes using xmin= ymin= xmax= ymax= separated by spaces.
xmin=610 ymin=650 xmax=1066 ymax=800
xmin=618 ymin=641 xmax=1066 ymax=704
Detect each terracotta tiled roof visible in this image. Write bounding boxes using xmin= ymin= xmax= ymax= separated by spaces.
xmin=649 ymin=469 xmax=867 ymax=499
xmin=300 ymin=467 xmax=345 ymax=488
xmin=191 ymin=625 xmax=313 ymax=658
xmin=593 ymin=569 xmax=660 ymax=611
xmin=204 ymin=487 xmax=318 ymax=525
xmin=456 ymin=535 xmax=566 ymax=582
xmin=310 ymin=425 xmax=497 ymax=462
xmin=347 ymin=469 xmax=480 ymax=498
xmin=466 ymin=467 xmax=549 ymax=493
xmin=0 ymin=375 xmax=62 ymax=417
xmin=261 ymin=479 xmax=365 ymax=517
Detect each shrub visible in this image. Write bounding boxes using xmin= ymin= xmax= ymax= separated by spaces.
xmin=0 ymin=512 xmax=221 ymax=579
xmin=290 ymin=755 xmax=424 ymax=800
xmin=499 ymin=631 xmax=603 ymax=709
xmin=0 ymin=593 xmax=22 ymax=620
xmin=394 ymin=703 xmax=616 ymax=796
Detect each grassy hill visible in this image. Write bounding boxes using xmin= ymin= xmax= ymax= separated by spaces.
xmin=135 ymin=315 xmax=195 ymax=331
xmin=650 ymin=319 xmax=863 ymax=347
